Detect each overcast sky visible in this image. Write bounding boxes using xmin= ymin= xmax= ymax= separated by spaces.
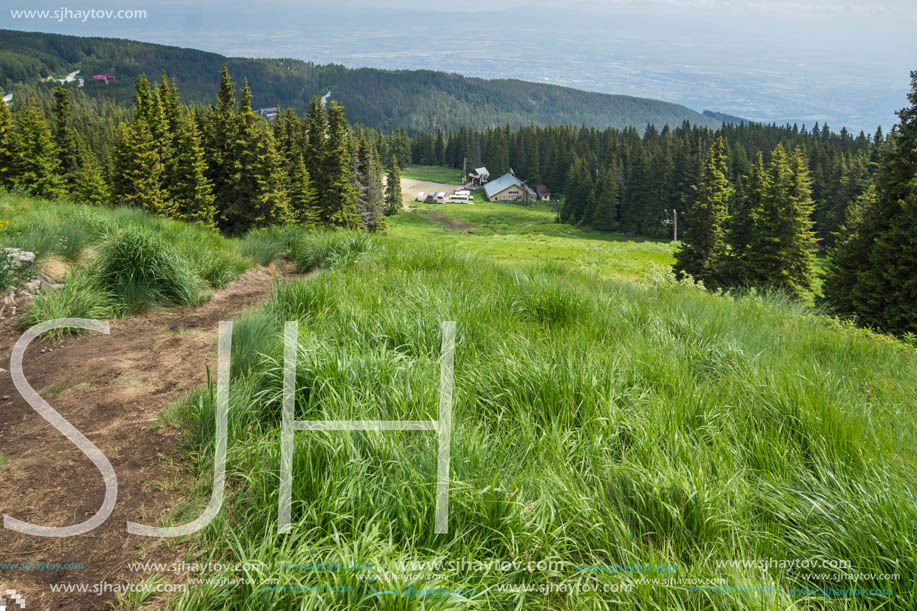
xmin=2 ymin=0 xmax=914 ymax=130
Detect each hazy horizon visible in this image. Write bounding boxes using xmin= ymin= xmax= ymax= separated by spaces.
xmin=2 ymin=0 xmax=915 ymax=132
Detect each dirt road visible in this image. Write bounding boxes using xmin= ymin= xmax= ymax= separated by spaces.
xmin=0 ymin=266 xmax=281 ymax=609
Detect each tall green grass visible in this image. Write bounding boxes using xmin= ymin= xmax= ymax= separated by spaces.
xmin=20 ymin=272 xmax=115 ymax=339
xmin=240 ymin=227 xmax=376 ymax=272
xmin=1 ymin=195 xmax=255 ymax=333
xmin=168 ymin=240 xmax=916 ymax=610
xmin=94 ymin=228 xmax=202 ymax=313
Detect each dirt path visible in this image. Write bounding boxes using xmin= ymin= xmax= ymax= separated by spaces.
xmin=0 ymin=266 xmax=281 ymax=610
xmin=427 ymin=210 xmax=475 ymax=233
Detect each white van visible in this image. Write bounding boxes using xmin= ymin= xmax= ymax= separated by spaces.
xmin=434 ymin=192 xmax=446 ymax=204
xmin=415 ymin=191 xmax=426 ymax=202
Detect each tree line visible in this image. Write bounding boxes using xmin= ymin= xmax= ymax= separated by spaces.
xmin=2 ymin=63 xmax=914 ymax=335
xmin=385 ymin=120 xmax=877 ymax=245
xmin=671 ymin=73 xmax=917 ymax=336
xmin=0 ymin=66 xmax=394 ymax=235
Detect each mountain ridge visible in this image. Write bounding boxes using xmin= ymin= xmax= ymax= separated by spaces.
xmin=0 ymin=28 xmax=723 ymax=132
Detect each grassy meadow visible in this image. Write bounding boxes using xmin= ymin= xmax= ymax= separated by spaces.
xmin=401 ymin=165 xmax=465 ymax=184
xmin=2 ymin=193 xmax=915 ymax=609
xmin=158 ymin=231 xmax=915 ymax=610
xmin=389 ymin=200 xmax=676 ymax=280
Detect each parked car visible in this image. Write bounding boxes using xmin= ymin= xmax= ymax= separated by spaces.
xmin=434 ymin=192 xmax=446 ymax=204
xmin=415 ymin=191 xmax=426 ymax=202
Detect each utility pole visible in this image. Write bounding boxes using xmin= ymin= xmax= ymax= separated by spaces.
xmin=663 ymin=209 xmax=678 ymax=243
xmin=462 ymin=157 xmax=467 ymax=185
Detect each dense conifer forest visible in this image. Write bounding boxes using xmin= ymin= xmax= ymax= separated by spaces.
xmin=0 ymin=67 xmax=385 ymax=235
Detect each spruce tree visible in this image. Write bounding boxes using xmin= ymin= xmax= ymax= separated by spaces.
xmin=76 ymin=157 xmax=111 ymax=207
xmin=621 ymin=146 xmax=652 ymax=234
xmin=112 ymin=118 xmax=169 ymax=214
xmin=746 ymin=144 xmax=817 ymax=300
xmin=843 ymin=71 xmax=917 ymax=333
xmin=221 ymin=80 xmax=290 ymax=233
xmin=321 ymin=102 xmax=360 ymax=228
xmin=384 ymin=157 xmax=402 ymax=216
xmin=170 ymin=111 xmax=216 ymax=227
xmin=203 ymin=65 xmax=237 ymax=222
xmin=305 ymin=96 xmax=328 ymax=202
xmin=783 ymin=147 xmax=818 ymax=298
xmin=0 ymin=98 xmax=18 ymax=191
xmin=52 ymin=87 xmax=83 ymax=191
xmin=133 ymin=74 xmax=155 ymax=126
xmin=14 ymin=105 xmax=66 ymax=199
xmin=591 ymin=167 xmax=619 ymax=231
xmin=823 ymin=184 xmax=878 ymax=315
xmin=560 ymin=156 xmax=593 ymax=224
xmin=354 ymin=136 xmax=384 ymax=231
xmin=275 ymin=107 xmax=303 ymax=167
xmin=824 ymin=151 xmax=873 ymax=248
xmin=747 ymin=145 xmax=792 ymax=289
xmin=673 ymin=137 xmax=733 ymax=286
xmin=157 ymin=72 xmax=181 ymax=136
xmin=147 ymin=79 xmax=174 ymax=202
xmin=727 ymin=151 xmax=768 ymax=285
xmin=288 ymin=153 xmax=320 ymax=227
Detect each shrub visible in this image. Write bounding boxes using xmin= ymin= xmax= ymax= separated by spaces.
xmin=95 ymin=228 xmax=200 ymax=312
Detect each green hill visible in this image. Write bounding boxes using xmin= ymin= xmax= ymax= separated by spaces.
xmin=703 ymin=109 xmax=752 ymax=125
xmin=0 ymin=28 xmax=723 ymax=132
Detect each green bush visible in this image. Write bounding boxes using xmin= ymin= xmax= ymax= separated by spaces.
xmin=95 ymin=228 xmax=201 ymax=312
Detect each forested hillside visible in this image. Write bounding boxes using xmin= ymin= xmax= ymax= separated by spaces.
xmin=0 ymin=29 xmax=722 ymax=132
xmin=395 ymin=120 xmax=878 ymax=246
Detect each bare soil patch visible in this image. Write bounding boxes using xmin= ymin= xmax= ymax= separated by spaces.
xmin=399 ymin=178 xmax=462 ymax=211
xmin=0 ymin=266 xmax=280 ymax=609
xmin=427 ymin=210 xmax=475 ymax=233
